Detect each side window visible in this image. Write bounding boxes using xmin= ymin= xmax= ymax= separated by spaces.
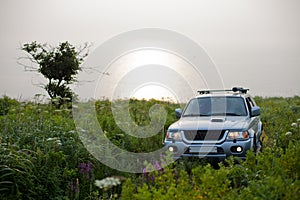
xmin=249 ymin=97 xmax=257 ymax=106
xmin=245 ymin=97 xmax=253 ymax=113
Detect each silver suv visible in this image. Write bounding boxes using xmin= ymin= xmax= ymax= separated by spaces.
xmin=164 ymin=87 xmax=263 ymax=161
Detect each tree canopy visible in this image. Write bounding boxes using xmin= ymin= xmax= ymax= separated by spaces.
xmin=20 ymin=41 xmax=89 ymax=107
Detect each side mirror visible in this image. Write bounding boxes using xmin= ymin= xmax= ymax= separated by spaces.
xmin=251 ymin=106 xmax=260 ymax=117
xmin=175 ymin=108 xmax=182 ymax=119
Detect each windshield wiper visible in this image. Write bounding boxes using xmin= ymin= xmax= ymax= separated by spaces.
xmin=225 ymin=113 xmax=242 ymax=116
xmin=183 ymin=114 xmax=210 ymax=117
xmin=211 ymin=113 xmax=241 ymax=116
xmin=183 ymin=114 xmax=200 ymax=117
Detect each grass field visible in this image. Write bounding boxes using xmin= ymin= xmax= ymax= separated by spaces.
xmin=0 ymin=96 xmax=299 ymax=199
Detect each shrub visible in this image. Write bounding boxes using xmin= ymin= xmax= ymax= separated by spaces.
xmin=0 ymin=96 xmax=19 ymax=116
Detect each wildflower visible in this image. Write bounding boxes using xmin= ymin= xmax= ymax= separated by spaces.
xmin=143 ymin=167 xmax=148 ymax=174
xmin=47 ymin=137 xmax=58 ymax=141
xmin=78 ymin=163 xmax=87 ymax=174
xmin=151 ymin=175 xmax=155 ymax=182
xmin=291 ymin=123 xmax=298 ymax=127
xmin=286 ymin=132 xmax=292 ymax=136
xmin=69 ymin=179 xmax=79 ymax=194
xmin=78 ymin=162 xmax=92 ymax=180
xmin=70 ymin=180 xmax=74 ymax=191
xmin=154 ymin=161 xmax=162 ymax=170
xmin=95 ymin=177 xmax=121 ymax=190
xmin=87 ymin=162 xmax=92 ymax=173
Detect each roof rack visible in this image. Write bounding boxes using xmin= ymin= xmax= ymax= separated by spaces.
xmin=198 ymin=87 xmax=249 ymax=95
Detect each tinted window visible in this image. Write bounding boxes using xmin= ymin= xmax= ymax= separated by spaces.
xmin=183 ymin=97 xmax=247 ymax=117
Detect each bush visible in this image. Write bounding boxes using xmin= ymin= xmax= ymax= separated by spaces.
xmin=0 ymin=96 xmax=19 ymax=116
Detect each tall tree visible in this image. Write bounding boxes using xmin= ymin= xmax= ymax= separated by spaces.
xmin=20 ymin=41 xmax=89 ymax=107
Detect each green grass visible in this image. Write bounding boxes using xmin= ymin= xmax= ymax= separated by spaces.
xmin=0 ymin=96 xmax=299 ymax=199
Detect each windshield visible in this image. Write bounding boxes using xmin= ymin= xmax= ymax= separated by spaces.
xmin=183 ymin=97 xmax=247 ymax=117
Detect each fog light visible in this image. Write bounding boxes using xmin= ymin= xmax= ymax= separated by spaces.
xmin=230 ymin=146 xmax=243 ymax=153
xmin=168 ymin=146 xmax=174 ymax=152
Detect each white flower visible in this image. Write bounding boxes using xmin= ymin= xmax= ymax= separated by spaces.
xmin=47 ymin=137 xmax=58 ymax=141
xmin=291 ymin=123 xmax=298 ymax=127
xmin=285 ymin=132 xmax=292 ymax=136
xmin=95 ymin=177 xmax=121 ymax=189
xmin=69 ymin=130 xmax=76 ymax=134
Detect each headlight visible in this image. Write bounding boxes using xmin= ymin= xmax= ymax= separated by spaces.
xmin=166 ymin=131 xmax=182 ymax=140
xmin=227 ymin=131 xmax=249 ymax=140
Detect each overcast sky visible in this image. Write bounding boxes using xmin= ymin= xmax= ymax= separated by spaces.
xmin=1 ymin=0 xmax=299 ymax=101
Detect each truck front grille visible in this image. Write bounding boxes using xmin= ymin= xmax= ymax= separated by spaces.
xmin=183 ymin=130 xmax=226 ymax=141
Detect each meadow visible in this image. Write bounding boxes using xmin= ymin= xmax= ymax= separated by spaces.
xmin=0 ymin=95 xmax=299 ymax=199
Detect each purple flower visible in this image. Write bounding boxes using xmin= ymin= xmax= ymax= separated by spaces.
xmin=151 ymin=175 xmax=155 ymax=182
xmin=142 ymin=167 xmax=148 ymax=176
xmin=87 ymin=162 xmax=92 ymax=173
xmin=78 ymin=163 xmax=86 ymax=174
xmin=78 ymin=162 xmax=93 ymax=180
xmin=154 ymin=161 xmax=162 ymax=171
xmin=70 ymin=179 xmax=80 ymax=193
xmin=70 ymin=180 xmax=74 ymax=191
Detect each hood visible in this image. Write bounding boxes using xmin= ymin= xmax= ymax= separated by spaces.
xmin=168 ymin=116 xmax=249 ymax=131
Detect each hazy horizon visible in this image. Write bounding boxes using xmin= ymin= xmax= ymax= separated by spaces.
xmin=1 ymin=0 xmax=299 ymax=101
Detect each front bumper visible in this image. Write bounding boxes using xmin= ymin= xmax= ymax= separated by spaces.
xmin=164 ymin=138 xmax=253 ymax=160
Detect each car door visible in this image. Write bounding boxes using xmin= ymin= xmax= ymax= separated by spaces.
xmin=245 ymin=97 xmax=260 ymax=139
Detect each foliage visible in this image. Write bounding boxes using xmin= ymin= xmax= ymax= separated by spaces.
xmin=95 ymin=98 xmax=180 ymax=153
xmin=20 ymin=41 xmax=89 ymax=107
xmin=0 ymin=95 xmax=19 ymax=116
xmin=121 ymin=141 xmax=300 ymax=200
xmin=0 ymin=96 xmax=299 ymax=199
